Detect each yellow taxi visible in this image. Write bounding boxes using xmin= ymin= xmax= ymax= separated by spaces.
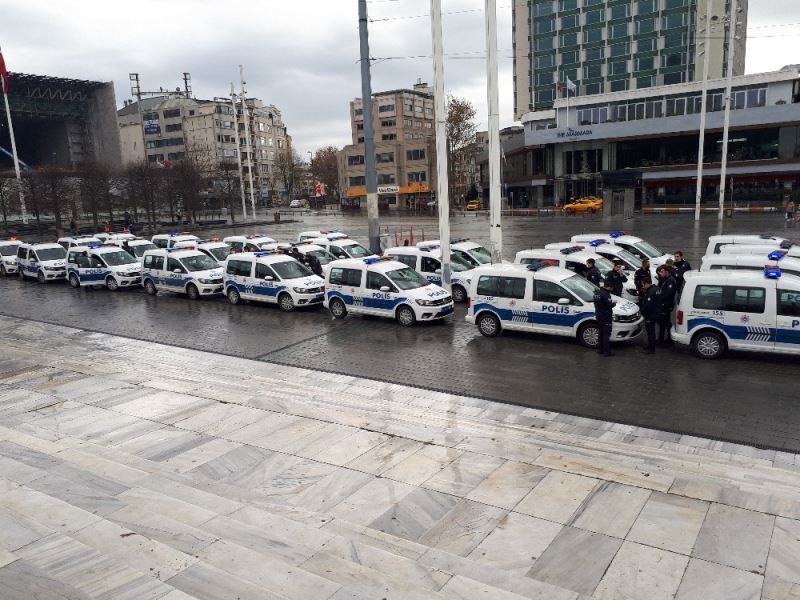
xmin=563 ymin=196 xmax=603 ymax=214
xmin=465 ymin=200 xmax=482 ymax=211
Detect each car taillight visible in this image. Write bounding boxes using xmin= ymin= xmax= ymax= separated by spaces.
xmin=465 ymin=296 xmax=471 ymax=309
xmin=676 ymin=310 xmax=684 ymax=325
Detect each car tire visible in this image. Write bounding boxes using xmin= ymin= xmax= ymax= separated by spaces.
xmin=329 ymin=297 xmax=347 ymax=319
xmin=106 ymin=276 xmax=119 ymax=291
xmin=396 ymin=305 xmax=416 ymax=327
xmin=578 ymin=322 xmax=600 ymax=348
xmin=227 ymin=286 xmax=241 ymax=305
xmin=278 ymin=292 xmax=295 ymax=312
xmin=692 ymin=330 xmax=726 ymax=359
xmin=37 ymin=270 xmax=46 ymax=284
xmin=144 ymin=279 xmax=157 ymax=295
xmin=18 ymin=269 xmax=24 ymax=280
xmin=68 ymin=273 xmax=80 ymax=288
xmin=451 ymin=284 xmax=467 ymax=304
xmin=0 ymin=264 xmax=5 ymax=276
xmin=477 ymin=312 xmax=501 ymax=337
xmin=186 ymin=283 xmax=200 ymax=300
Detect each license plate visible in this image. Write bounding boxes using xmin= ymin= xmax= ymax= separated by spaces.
xmin=437 ymin=306 xmax=454 ymax=317
xmin=313 ymin=294 xmax=325 ymax=302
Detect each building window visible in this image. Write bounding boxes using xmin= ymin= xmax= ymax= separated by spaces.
xmin=636 ymin=18 xmax=655 ymax=34
xmin=585 ymin=9 xmax=604 ymax=25
xmin=349 ymin=176 xmax=365 ymax=186
xmin=406 ymin=149 xmax=426 ymax=161
xmin=610 ymin=79 xmax=629 ymax=92
xmin=662 ymin=12 xmax=688 ymax=29
xmin=584 ymin=82 xmax=603 ymax=95
xmin=535 ymin=71 xmax=554 ymax=87
xmin=354 ymin=108 xmax=363 ymax=115
xmin=560 ymin=32 xmax=578 ymax=47
xmin=663 ymin=72 xmax=686 ymax=85
xmin=584 ymin=64 xmax=602 ymax=79
xmin=610 ymin=23 xmax=628 ymax=39
xmin=382 ymin=133 xmax=397 ymax=141
xmin=348 ymin=155 xmax=365 ymax=166
xmin=637 ymin=38 xmax=656 ymax=52
xmin=408 ymin=171 xmax=426 ymax=183
xmin=357 ymin=137 xmax=364 ymax=143
xmin=535 ymin=18 xmax=555 ymax=34
xmin=536 ymin=54 xmax=555 ymax=69
xmin=561 ymin=14 xmax=578 ymax=28
xmin=258 ymin=122 xmax=265 ymax=131
xmin=561 ymin=50 xmax=579 ymax=65
xmin=376 ymin=152 xmax=394 ymax=163
xmin=584 ymin=27 xmax=603 ymax=43
xmin=165 ymin=123 xmax=182 ymax=133
xmin=377 ymin=174 xmax=395 ymax=185
xmin=636 ymin=56 xmax=655 ymax=71
xmin=163 ymin=109 xmax=181 ymax=119
xmin=609 ymin=61 xmax=628 ymax=76
xmin=535 ymin=36 xmax=554 ymax=52
xmin=378 ymin=104 xmax=395 ymax=113
xmin=534 ymin=1 xmax=553 ymax=16
xmin=535 ymin=89 xmax=555 ymax=105
xmin=381 ymin=119 xmax=396 ymax=127
xmin=610 ymin=42 xmax=630 ymax=58
xmin=559 ymin=0 xmax=577 ymax=10
xmin=662 ymin=52 xmax=686 ymax=68
xmin=610 ymin=4 xmax=630 ymax=19
xmin=585 ymin=47 xmax=604 ymax=61
xmin=666 ymin=97 xmax=686 ymax=116
xmin=638 ymin=0 xmax=657 ymax=13
xmin=142 ymin=112 xmax=159 ymax=121
xmin=403 ymin=118 xmax=412 ymax=127
xmin=277 ymin=139 xmax=284 ymax=148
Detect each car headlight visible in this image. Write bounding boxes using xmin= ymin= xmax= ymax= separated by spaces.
xmin=293 ymin=287 xmax=309 ymax=293
xmin=4 ymin=259 xmax=14 ymax=265
xmin=43 ymin=266 xmax=57 ymax=271
xmin=197 ymin=278 xmax=215 ymax=284
xmin=416 ymin=299 xmax=437 ymax=306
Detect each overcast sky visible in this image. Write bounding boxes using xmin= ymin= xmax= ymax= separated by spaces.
xmin=2 ymin=0 xmax=798 ymax=156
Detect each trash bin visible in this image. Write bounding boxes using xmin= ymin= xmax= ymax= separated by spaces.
xmin=725 ymin=208 xmax=733 ymax=218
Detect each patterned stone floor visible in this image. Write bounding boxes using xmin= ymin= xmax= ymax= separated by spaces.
xmin=0 ymin=314 xmax=799 ymax=600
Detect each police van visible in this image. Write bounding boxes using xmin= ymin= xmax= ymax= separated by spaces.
xmin=465 ymin=264 xmax=642 ymax=347
xmin=701 ymin=250 xmax=800 ymax=279
xmin=66 ymin=244 xmax=141 ymax=290
xmin=173 ymin=239 xmax=231 ymax=265
xmin=222 ymin=234 xmax=276 ymax=253
xmin=16 ymin=243 xmax=67 ymax=283
xmin=672 ymin=268 xmax=800 ymax=359
xmin=514 ymin=246 xmax=638 ymax=301
xmin=151 ymin=233 xmax=200 ymax=249
xmin=110 ymin=238 xmax=157 ymax=260
xmin=383 ymin=245 xmax=475 ymax=303
xmin=308 ymin=235 xmax=373 ymax=260
xmin=224 ymin=251 xmax=325 ymax=311
xmin=571 ymin=232 xmax=672 ymax=266
xmin=719 ymin=244 xmax=800 ymax=259
xmin=545 ymin=240 xmax=648 ymax=275
xmin=705 ymin=234 xmax=793 ymax=256
xmin=416 ymin=239 xmax=494 ymax=267
xmin=324 ymin=257 xmax=453 ymax=326
xmin=96 ymin=232 xmax=136 ymax=245
xmin=141 ymin=248 xmax=224 ymax=299
xmin=285 ymin=242 xmax=338 ymax=276
xmin=57 ymin=235 xmax=103 ymax=252
xmin=297 ymin=230 xmax=348 ymax=243
xmin=0 ymin=239 xmax=23 ymax=276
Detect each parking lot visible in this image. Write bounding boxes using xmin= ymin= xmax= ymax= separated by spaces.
xmin=3 ymin=212 xmax=799 ymax=451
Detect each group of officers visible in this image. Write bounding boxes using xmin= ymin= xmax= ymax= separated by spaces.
xmin=589 ymin=252 xmax=692 ymax=356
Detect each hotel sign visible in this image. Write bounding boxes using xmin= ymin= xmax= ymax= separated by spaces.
xmin=377 ymin=185 xmax=400 ymax=194
xmin=556 ymin=127 xmax=593 ymax=139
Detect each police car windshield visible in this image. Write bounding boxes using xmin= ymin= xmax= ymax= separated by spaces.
xmin=450 ymin=253 xmax=473 ymax=272
xmin=180 ymin=254 xmax=218 ymax=272
xmin=131 ymin=243 xmax=156 ymax=257
xmin=35 ymin=247 xmax=66 ymax=261
xmin=308 ymin=249 xmax=336 ymax=265
xmin=272 ymin=260 xmax=312 ymax=279
xmin=615 ymin=248 xmax=642 ymax=269
xmin=0 ymin=245 xmax=18 ymax=256
xmin=468 ymin=246 xmax=492 ymax=264
xmin=592 ymin=256 xmax=615 ymax=274
xmin=386 ymin=267 xmax=429 ymax=290
xmin=344 ymin=243 xmax=371 ymax=258
xmin=561 ymin=275 xmax=596 ymax=302
xmin=208 ymin=246 xmax=231 ymax=261
xmin=101 ymin=250 xmax=137 ymax=266
xmin=632 ymin=241 xmax=663 ymax=259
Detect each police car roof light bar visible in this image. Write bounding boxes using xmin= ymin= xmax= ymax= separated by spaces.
xmin=560 ymin=246 xmax=584 ymax=254
xmin=609 ymin=231 xmax=625 ymax=239
xmin=765 ymin=267 xmax=782 ymax=279
xmin=780 ymin=240 xmax=794 ymax=249
xmin=87 ymin=243 xmax=102 ymax=249
xmin=363 ymin=257 xmax=382 ymax=265
xmin=768 ymin=250 xmax=787 ymax=261
xmin=590 ymin=239 xmax=605 ymax=247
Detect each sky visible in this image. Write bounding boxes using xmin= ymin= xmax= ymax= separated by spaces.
xmin=1 ymin=0 xmax=798 ymax=156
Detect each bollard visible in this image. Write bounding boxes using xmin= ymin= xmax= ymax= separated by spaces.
xmin=274 ymin=211 xmax=280 ymax=223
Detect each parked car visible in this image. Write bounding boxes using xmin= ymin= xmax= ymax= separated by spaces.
xmin=563 ymin=197 xmax=603 ymax=214
xmin=289 ymin=199 xmax=302 ymax=209
xmin=465 ymin=200 xmax=482 ymax=211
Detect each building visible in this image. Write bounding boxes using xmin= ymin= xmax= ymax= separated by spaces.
xmin=0 ymin=73 xmax=121 ymax=169
xmin=513 ymin=0 xmax=749 ymax=119
xmin=339 ymin=81 xmax=436 ymax=209
xmin=480 ymin=65 xmax=800 ymax=208
xmin=237 ymin=99 xmax=291 ymax=205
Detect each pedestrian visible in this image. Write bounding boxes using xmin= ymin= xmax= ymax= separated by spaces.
xmin=634 ymin=258 xmax=651 ymax=301
xmin=124 ymin=211 xmax=131 ymax=228
xmin=102 ymin=222 xmax=110 ymax=234
xmin=403 ymin=239 xmax=410 ymax=246
xmin=673 ymin=251 xmax=691 ymax=285
xmin=640 ymin=276 xmax=659 ymax=354
xmin=593 ymin=277 xmax=615 ymax=357
xmin=656 ymin=265 xmax=678 ymax=345
xmin=607 ymin=260 xmax=628 ymax=297
xmin=585 ymin=258 xmax=602 ymax=287
xmin=787 ymin=199 xmax=795 ymax=223
xmin=69 ymin=219 xmax=77 ymax=235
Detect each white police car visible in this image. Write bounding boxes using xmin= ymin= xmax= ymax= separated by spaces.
xmin=308 ymin=235 xmax=373 ymax=259
xmin=465 ymin=264 xmax=643 ymax=347
xmin=141 ymin=248 xmax=223 ymax=299
xmin=151 ymin=233 xmax=200 ymax=249
xmin=673 ymin=267 xmax=800 ymax=359
xmin=66 ymin=244 xmax=141 ymax=290
xmin=705 ymin=234 xmax=792 ymax=256
xmin=324 ymin=257 xmax=453 ymax=326
xmin=297 ymin=230 xmax=348 ymax=243
xmin=286 ymin=242 xmax=338 ymax=276
xmin=57 ymin=235 xmax=103 ymax=252
xmin=719 ymin=244 xmax=800 ymax=259
xmin=224 ymin=251 xmax=325 ymax=311
xmin=546 ymin=240 xmax=649 ymax=275
xmin=417 ymin=238 xmax=494 ymax=267
xmin=0 ymin=238 xmax=23 ymax=275
xmin=383 ymin=245 xmax=475 ymax=303
xmin=701 ymin=250 xmax=800 ymax=279
xmin=97 ymin=232 xmax=136 ymax=245
xmin=222 ymin=234 xmax=277 ymax=253
xmin=16 ymin=243 xmax=67 ymax=283
xmin=173 ymin=239 xmax=231 ymax=265
xmin=571 ymin=232 xmax=672 ymax=267
xmin=111 ymin=238 xmax=157 ymax=260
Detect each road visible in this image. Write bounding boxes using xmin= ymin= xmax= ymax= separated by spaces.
xmin=3 ymin=212 xmax=798 ymax=452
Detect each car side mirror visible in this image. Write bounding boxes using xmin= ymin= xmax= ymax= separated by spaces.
xmin=435 ymin=269 xmax=442 ymax=274
xmin=557 ymin=297 xmax=570 ymax=305
xmin=30 ymin=258 xmax=37 ymax=263
xmin=264 ymin=275 xmax=274 ymax=281
xmin=173 ymin=268 xmax=182 ymax=274
xmin=379 ymin=286 xmax=391 ymax=293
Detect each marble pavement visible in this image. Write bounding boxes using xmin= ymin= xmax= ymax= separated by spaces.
xmin=0 ymin=314 xmax=799 ymax=599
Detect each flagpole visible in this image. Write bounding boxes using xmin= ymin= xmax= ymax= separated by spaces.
xmin=0 ymin=53 xmax=28 ymax=225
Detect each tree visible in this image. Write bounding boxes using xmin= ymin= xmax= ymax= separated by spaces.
xmin=125 ymin=162 xmax=162 ymax=230
xmin=446 ymin=95 xmax=478 ymax=206
xmin=310 ymin=145 xmax=340 ymax=203
xmin=214 ymin=161 xmax=242 ymax=223
xmin=78 ymin=162 xmax=114 ymax=229
xmin=38 ymin=167 xmax=74 ymax=230
xmin=276 ymin=144 xmax=303 ymax=201
xmin=0 ymin=176 xmax=20 ymax=228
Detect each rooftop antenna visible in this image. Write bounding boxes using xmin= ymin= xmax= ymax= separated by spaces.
xmin=183 ymin=72 xmax=192 ymax=98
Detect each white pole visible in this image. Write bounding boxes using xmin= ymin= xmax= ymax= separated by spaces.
xmin=239 ymin=65 xmax=257 ymax=220
xmin=230 ymin=83 xmax=247 ymax=220
xmin=718 ymin=0 xmax=738 ymax=222
xmin=2 ymin=89 xmax=27 ymax=225
xmin=694 ymin=0 xmax=713 ymax=222
xmin=485 ymin=0 xmax=502 ymax=262
xmin=431 ymin=0 xmax=450 ymax=291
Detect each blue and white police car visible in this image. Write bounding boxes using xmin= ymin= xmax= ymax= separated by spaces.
xmin=224 ymin=251 xmax=325 ymax=311
xmin=222 ymin=234 xmax=277 ymax=253
xmin=297 ymin=230 xmax=348 ymax=243
xmin=173 ymin=239 xmax=231 ymax=265
xmin=57 ymin=235 xmax=103 ymax=252
xmin=16 ymin=243 xmax=67 ymax=283
xmin=151 ymin=233 xmax=200 ymax=249
xmin=705 ymin=234 xmax=792 ymax=256
xmin=0 ymin=238 xmax=23 ymax=276
xmin=701 ymin=250 xmax=800 ymax=279
xmin=673 ymin=267 xmax=800 ymax=359
xmin=465 ymin=264 xmax=643 ymax=348
xmin=383 ymin=245 xmax=476 ymax=303
xmin=417 ymin=238 xmax=494 ymax=267
xmin=719 ymin=243 xmax=800 ymax=259
xmin=324 ymin=257 xmax=454 ymax=326
xmin=571 ymin=232 xmax=672 ymax=267
xmin=308 ymin=235 xmax=373 ymax=260
xmin=545 ymin=240 xmax=649 ymax=275
xmin=66 ymin=244 xmax=141 ymax=290
xmin=110 ymin=237 xmax=157 ymax=261
xmin=141 ymin=248 xmax=224 ymax=299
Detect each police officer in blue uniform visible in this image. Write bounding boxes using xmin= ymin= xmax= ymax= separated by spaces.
xmin=593 ymin=276 xmax=616 ymax=356
xmin=639 ymin=276 xmax=659 ymax=354
xmin=585 ymin=258 xmax=602 ymax=287
xmin=607 ymin=260 xmax=628 ymax=297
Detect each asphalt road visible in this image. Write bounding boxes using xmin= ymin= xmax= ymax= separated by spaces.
xmin=3 ymin=212 xmax=798 ymax=452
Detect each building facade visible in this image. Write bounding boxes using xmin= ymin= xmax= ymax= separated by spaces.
xmin=513 ymin=0 xmax=748 ymax=119
xmin=339 ymin=81 xmax=436 ymax=209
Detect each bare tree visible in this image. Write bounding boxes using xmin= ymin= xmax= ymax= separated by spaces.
xmin=310 ymin=145 xmax=340 ymax=203
xmin=78 ymin=162 xmax=114 ymax=229
xmin=446 ymin=95 xmax=478 ymax=207
xmin=125 ymin=162 xmax=162 ymax=230
xmin=214 ymin=161 xmax=242 ymax=223
xmin=275 ymin=144 xmax=303 ymax=201
xmin=38 ymin=167 xmax=74 ymax=230
xmin=0 ymin=176 xmax=20 ymax=228
xmin=21 ymin=171 xmax=42 ymax=226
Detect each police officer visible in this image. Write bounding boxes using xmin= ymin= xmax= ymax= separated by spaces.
xmin=607 ymin=260 xmax=628 ymax=297
xmin=673 ymin=251 xmax=691 ymax=285
xmin=656 ymin=265 xmax=678 ymax=345
xmin=307 ymin=253 xmax=323 ymax=277
xmin=585 ymin=258 xmax=602 ymax=287
xmin=593 ymin=277 xmax=615 ymax=356
xmin=640 ymin=276 xmax=659 ymax=354
xmin=634 ymin=258 xmax=651 ymax=299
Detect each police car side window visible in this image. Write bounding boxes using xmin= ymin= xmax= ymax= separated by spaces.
xmin=17 ymin=247 xmax=26 ymax=259
xmin=143 ymin=255 xmax=153 ymax=269
xmin=227 ymin=260 xmax=252 ymax=277
xmin=725 ymin=287 xmax=765 ymax=314
xmin=393 ymin=254 xmax=416 ymax=268
xmin=151 ymin=256 xmax=165 ymax=270
xmin=255 ymin=263 xmax=276 ymax=280
xmin=476 ymin=276 xmax=525 ymax=299
xmin=536 ymin=280 xmax=570 ymax=304
xmin=778 ymin=290 xmax=800 ymax=317
xmin=476 ymin=276 xmax=497 ymax=296
xmin=330 ymin=246 xmax=348 ymax=259
xmin=167 ymin=258 xmax=185 ymax=273
xmin=329 ymin=267 xmax=362 ymax=286
xmin=244 ymin=244 xmax=259 ymax=252
xmin=153 ymin=238 xmax=167 ymax=248
xmin=90 ymin=256 xmax=104 ymax=268
xmin=367 ymin=272 xmax=395 ymax=291
xmin=693 ymin=285 xmax=724 ymax=310
xmin=421 ymin=256 xmax=440 ymax=273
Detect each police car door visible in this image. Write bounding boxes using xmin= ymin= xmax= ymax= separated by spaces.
xmin=328 ymin=266 xmax=365 ymax=312
xmin=227 ymin=259 xmax=254 ymax=300
xmin=420 ymin=255 xmax=442 ymax=285
xmin=722 ymin=282 xmax=774 ymax=350
xmin=365 ymin=271 xmax=400 ymax=316
xmin=254 ymin=261 xmax=279 ymax=303
xmin=774 ymin=286 xmax=800 ymax=352
xmin=531 ymin=279 xmax=578 ymax=334
xmin=165 ymin=257 xmax=187 ymax=289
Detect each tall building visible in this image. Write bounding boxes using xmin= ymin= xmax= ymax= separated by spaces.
xmin=339 ymin=81 xmax=436 ymax=209
xmin=513 ymin=0 xmax=748 ymax=119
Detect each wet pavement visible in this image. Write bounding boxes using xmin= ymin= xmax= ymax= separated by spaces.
xmin=2 ymin=212 xmax=798 ymax=451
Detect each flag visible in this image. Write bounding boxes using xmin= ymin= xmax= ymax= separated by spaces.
xmin=556 ymin=80 xmax=563 ymax=97
xmin=566 ymin=77 xmax=577 ymax=94
xmin=0 ymin=50 xmax=9 ymax=95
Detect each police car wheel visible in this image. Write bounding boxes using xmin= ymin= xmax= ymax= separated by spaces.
xmin=106 ymin=276 xmax=119 ymax=291
xmin=0 ymin=264 xmax=5 ymax=276
xmin=452 ymin=284 xmax=467 ymax=303
xmin=37 ymin=271 xmax=46 ymax=284
xmin=477 ymin=313 xmax=500 ymax=337
xmin=227 ymin=287 xmax=241 ymax=305
xmin=692 ymin=330 xmax=725 ymax=359
xmin=278 ymin=293 xmax=295 ymax=312
xmin=329 ymin=298 xmax=347 ymax=319
xmin=68 ymin=273 xmax=80 ymax=288
xmin=18 ymin=269 xmax=24 ymax=280
xmin=578 ymin=322 xmax=601 ymax=348
xmin=186 ymin=284 xmax=200 ymax=300
xmin=144 ymin=279 xmax=157 ymax=295
xmin=396 ymin=305 xmax=416 ymax=327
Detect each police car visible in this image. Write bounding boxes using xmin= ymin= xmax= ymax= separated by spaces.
xmin=110 ymin=238 xmax=157 ymax=260
xmin=417 ymin=238 xmax=494 ymax=266
xmin=222 ymin=234 xmax=277 ymax=253
xmin=308 ymin=235 xmax=373 ymax=259
xmin=383 ymin=245 xmax=475 ymax=303
xmin=297 ymin=230 xmax=348 ymax=243
xmin=66 ymin=244 xmax=142 ymax=290
xmin=571 ymin=232 xmax=672 ymax=266
xmin=324 ymin=257 xmax=454 ymax=326
xmin=673 ymin=268 xmax=800 ymax=359
xmin=701 ymin=250 xmax=800 ymax=279
xmin=719 ymin=244 xmax=800 ymax=259
xmin=57 ymin=235 xmax=103 ymax=252
xmin=514 ymin=246 xmax=638 ymax=301
xmin=173 ymin=239 xmax=231 ymax=265
xmin=465 ymin=264 xmax=643 ymax=347
xmin=705 ymin=234 xmax=792 ymax=256
xmin=151 ymin=233 xmax=200 ymax=249
xmin=0 ymin=238 xmax=23 ymax=275
xmin=285 ymin=242 xmax=338 ymax=276
xmin=141 ymin=248 xmax=224 ymax=299
xmin=224 ymin=251 xmax=325 ymax=311
xmin=16 ymin=243 xmax=67 ymax=282
xmin=545 ymin=240 xmax=649 ymax=275
xmin=96 ymin=232 xmax=136 ymax=245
